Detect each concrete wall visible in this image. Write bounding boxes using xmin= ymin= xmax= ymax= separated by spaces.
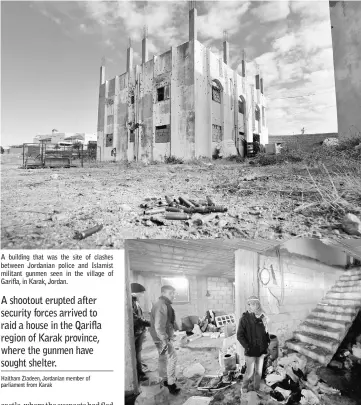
xmin=234 ymin=241 xmax=348 ymax=361
xmin=258 ymin=252 xmax=343 ymax=347
xmin=206 ymin=276 xmax=235 ymax=314
xmin=153 ymin=51 xmax=172 ymax=160
xmin=330 ymin=1 xmax=361 ymax=138
xmin=269 ymin=133 xmax=338 ymax=150
xmin=130 ymin=272 xmax=235 ymax=324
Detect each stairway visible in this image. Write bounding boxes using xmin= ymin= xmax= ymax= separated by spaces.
xmin=286 ymin=267 xmax=361 ymax=365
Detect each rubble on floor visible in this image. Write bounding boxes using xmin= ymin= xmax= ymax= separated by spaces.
xmin=203 ymin=347 xmax=360 ymax=405
xmin=182 ymin=397 xmax=213 ymax=405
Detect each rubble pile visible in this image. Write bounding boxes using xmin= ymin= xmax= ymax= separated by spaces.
xmin=263 ymin=352 xmax=341 ymax=404
xmin=138 ymin=195 xmax=228 ymax=227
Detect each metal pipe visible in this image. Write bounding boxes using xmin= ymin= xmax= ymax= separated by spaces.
xmin=165 ymin=213 xmax=191 ymax=220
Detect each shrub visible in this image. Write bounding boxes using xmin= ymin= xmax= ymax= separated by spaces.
xmin=164 ymin=155 xmax=184 ymax=164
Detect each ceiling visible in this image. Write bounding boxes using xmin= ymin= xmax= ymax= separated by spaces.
xmin=125 ymin=239 xmax=279 ymax=278
xmin=125 ymin=238 xmax=361 ymax=278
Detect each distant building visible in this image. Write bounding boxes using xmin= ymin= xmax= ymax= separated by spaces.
xmin=33 ymin=130 xmax=96 ymax=145
xmin=97 ymin=5 xmax=268 ymax=162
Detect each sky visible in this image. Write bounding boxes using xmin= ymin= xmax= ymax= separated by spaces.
xmin=1 ymin=0 xmax=338 ymax=146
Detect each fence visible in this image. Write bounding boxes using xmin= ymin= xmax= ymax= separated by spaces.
xmin=22 ymin=143 xmax=97 ymax=169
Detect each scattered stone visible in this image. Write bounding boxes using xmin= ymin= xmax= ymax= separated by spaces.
xmin=307 ymin=370 xmax=319 ymax=386
xmin=50 ymin=174 xmax=59 ymax=180
xmin=120 ymin=204 xmax=132 ymax=212
xmin=218 ymin=219 xmax=228 ymax=228
xmin=329 ymin=360 xmax=343 ymax=369
xmin=342 ymin=213 xmax=361 ymax=236
xmin=51 ymin=213 xmax=68 ymax=222
xmin=183 ymin=363 xmax=205 ymax=378
xmin=311 ymin=231 xmax=322 ymax=239
xmin=323 ymin=138 xmax=339 ymax=147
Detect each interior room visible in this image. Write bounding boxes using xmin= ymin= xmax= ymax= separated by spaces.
xmin=124 ymin=239 xmax=361 ymax=405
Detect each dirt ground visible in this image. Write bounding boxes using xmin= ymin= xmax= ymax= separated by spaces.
xmin=1 ymin=154 xmax=360 ymax=249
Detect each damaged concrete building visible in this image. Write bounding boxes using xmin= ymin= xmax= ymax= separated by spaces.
xmin=329 ymin=1 xmax=361 ymax=139
xmin=97 ymin=5 xmax=268 ymax=162
xmin=124 ymin=239 xmax=361 ymax=404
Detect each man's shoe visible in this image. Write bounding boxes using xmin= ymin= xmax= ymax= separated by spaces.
xmin=166 ymin=383 xmax=180 ymax=395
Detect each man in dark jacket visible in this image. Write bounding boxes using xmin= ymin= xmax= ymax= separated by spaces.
xmin=131 ymin=283 xmax=151 ymax=382
xmin=237 ymin=296 xmax=270 ymax=392
xmin=149 ymin=285 xmax=180 ymax=395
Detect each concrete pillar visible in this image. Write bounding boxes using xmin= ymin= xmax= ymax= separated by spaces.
xmin=235 ymin=249 xmax=259 ymax=365
xmin=100 ymin=65 xmax=105 ymax=85
xmin=124 ymin=247 xmax=139 ymax=401
xmin=223 ymin=41 xmax=229 ymax=65
xmin=127 ymin=46 xmax=133 ymax=72
xmin=241 ymin=49 xmax=246 ymax=78
xmin=255 ymin=75 xmax=260 ymax=90
xmin=329 ymin=1 xmax=361 ymax=139
xmin=189 ymin=7 xmax=197 ymax=41
xmin=196 ymin=276 xmax=208 ymax=316
xmin=142 ymin=37 xmax=148 ymax=64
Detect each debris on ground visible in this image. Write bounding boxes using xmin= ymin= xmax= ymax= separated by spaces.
xmin=181 ymin=397 xmax=214 ymax=405
xmin=183 ymin=363 xmax=206 ymax=379
xmin=300 ymin=389 xmax=320 ymax=405
xmin=2 ymin=151 xmax=361 ymax=247
xmin=139 ymin=195 xmax=228 ymax=227
xmin=342 ymin=213 xmax=361 ymax=236
xmin=73 ymin=224 xmax=103 ymax=240
xmin=352 ymin=342 xmax=361 ymax=359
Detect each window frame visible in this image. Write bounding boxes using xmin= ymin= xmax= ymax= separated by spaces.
xmin=160 ymin=276 xmax=190 ymax=304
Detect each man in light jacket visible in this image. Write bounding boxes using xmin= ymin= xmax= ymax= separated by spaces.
xmin=149 ymin=285 xmax=180 ymax=395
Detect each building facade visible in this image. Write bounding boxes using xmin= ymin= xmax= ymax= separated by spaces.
xmin=97 ymin=6 xmax=268 ymax=162
xmin=34 ymin=131 xmax=96 ymax=145
xmin=329 ymin=1 xmax=361 ymax=139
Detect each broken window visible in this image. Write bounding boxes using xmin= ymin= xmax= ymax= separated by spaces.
xmin=106 ymin=98 xmax=114 ymax=115
xmin=212 ymin=83 xmax=221 ymax=103
xmin=107 ymin=104 xmax=114 ymax=116
xmin=157 ymin=85 xmax=170 ymax=102
xmin=212 ymin=124 xmax=222 ymax=142
xmin=129 ymin=130 xmax=135 ymax=143
xmin=131 ymin=95 xmax=135 ymax=104
xmin=161 ymin=276 xmax=189 ymax=303
xmin=155 ymin=125 xmax=170 ymax=143
xmin=255 ymin=106 xmax=260 ymax=121
xmin=238 ymin=98 xmax=244 ymax=114
xmin=106 ymin=133 xmax=113 ymax=147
